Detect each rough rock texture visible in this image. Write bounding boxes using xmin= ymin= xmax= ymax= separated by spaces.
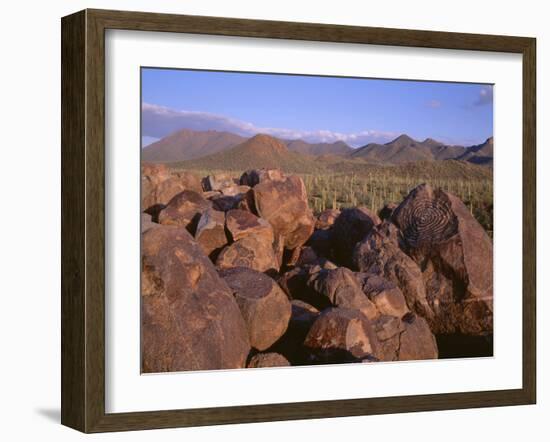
xmin=226 ymin=209 xmax=274 ymax=244
xmin=202 ymin=173 xmax=236 ymax=191
xmin=316 ymin=209 xmax=341 ymax=230
xmin=240 ymin=168 xmax=285 ymax=187
xmin=216 ymin=235 xmax=279 ymax=273
xmin=358 ymin=274 xmax=410 ymax=319
xmin=247 ymin=352 xmax=290 ymax=368
xmin=194 ymin=208 xmax=227 ymax=259
xmin=141 ymin=212 xmax=158 ymax=233
xmin=221 ymin=267 xmax=291 ymax=351
xmin=266 ymin=299 xmax=320 ymax=366
xmin=252 ymin=173 xmax=315 ymax=250
xmin=392 ymin=184 xmax=493 ymax=335
xmin=141 ymin=164 xmax=202 ymax=212
xmin=307 ymin=267 xmax=379 ymax=320
xmin=332 ymin=207 xmax=381 ymax=267
xmin=141 ymin=225 xmax=250 ymax=373
xmin=354 ymin=221 xmax=434 ymax=321
xmin=398 ymin=314 xmax=439 ymax=361
xmin=304 ymin=308 xmax=379 ymax=364
xmin=157 ymin=190 xmax=212 ymax=234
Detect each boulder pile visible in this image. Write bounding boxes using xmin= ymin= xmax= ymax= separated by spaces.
xmin=141 ymin=165 xmax=493 ymax=373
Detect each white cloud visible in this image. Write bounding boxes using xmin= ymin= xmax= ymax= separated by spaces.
xmin=474 ymin=87 xmax=493 ymax=106
xmin=141 ymin=103 xmax=397 ymax=147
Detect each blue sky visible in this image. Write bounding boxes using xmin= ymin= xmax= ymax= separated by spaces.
xmin=141 ymin=68 xmax=493 ymax=148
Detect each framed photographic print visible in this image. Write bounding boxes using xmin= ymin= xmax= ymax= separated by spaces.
xmin=61 ymin=9 xmax=536 ymax=433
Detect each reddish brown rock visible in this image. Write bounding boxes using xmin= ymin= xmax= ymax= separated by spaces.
xmin=141 ymin=164 xmax=202 ymax=212
xmin=315 ymin=208 xmax=341 ymax=230
xmin=216 ymin=235 xmax=279 ymax=273
xmin=226 ymin=209 xmax=274 ymax=244
xmin=353 ymin=222 xmax=433 ymax=321
xmin=141 ymin=212 xmax=158 ymax=233
xmin=253 ymin=173 xmax=315 ymax=250
xmin=141 ymin=225 xmax=250 ymax=373
xmin=304 ymin=308 xmax=379 ymax=363
xmin=331 ymin=207 xmax=381 ymax=267
xmin=220 ymin=267 xmax=291 ymax=351
xmin=194 ymin=209 xmax=227 ymax=259
xmin=397 ymin=314 xmax=438 ymax=361
xmin=247 ymin=352 xmax=290 ymax=368
xmin=157 ymin=190 xmax=212 ymax=234
xmin=358 ymin=274 xmax=410 ymax=319
xmin=392 ymin=184 xmax=493 ymax=335
xmin=307 ymin=267 xmax=379 ymax=320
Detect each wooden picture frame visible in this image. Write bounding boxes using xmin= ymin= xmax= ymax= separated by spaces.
xmin=61 ymin=8 xmax=536 ymax=433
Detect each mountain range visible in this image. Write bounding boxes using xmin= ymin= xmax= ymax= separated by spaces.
xmin=142 ymin=128 xmax=493 ymax=168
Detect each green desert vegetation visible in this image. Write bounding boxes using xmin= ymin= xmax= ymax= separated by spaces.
xmin=171 ymin=163 xmax=493 ymax=235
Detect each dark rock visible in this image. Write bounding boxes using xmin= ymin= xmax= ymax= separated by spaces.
xmin=332 ymin=207 xmax=381 ymax=267
xmin=392 ymin=184 xmax=493 ymax=335
xmin=240 ymin=168 xmax=285 ymax=187
xmin=354 ymin=222 xmax=433 ymax=321
xmin=316 ymin=209 xmax=340 ymax=230
xmin=307 ymin=267 xmax=379 ymax=320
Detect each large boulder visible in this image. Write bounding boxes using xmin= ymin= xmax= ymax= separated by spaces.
xmin=392 ymin=184 xmax=493 ymax=335
xmin=220 ymin=267 xmax=291 ymax=351
xmin=252 ymin=172 xmax=315 ymax=250
xmin=353 ymin=221 xmax=434 ymax=321
xmin=304 ymin=307 xmax=379 ymax=364
xmin=194 ymin=208 xmax=227 ymax=259
xmin=141 ymin=225 xmax=250 ymax=373
xmin=216 ymin=235 xmax=279 ymax=273
xmin=332 ymin=207 xmax=381 ymax=267
xmin=226 ymin=209 xmax=274 ymax=244
xmin=157 ymin=190 xmax=212 ymax=234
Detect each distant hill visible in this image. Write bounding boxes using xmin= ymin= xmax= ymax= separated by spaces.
xmin=455 ymin=137 xmax=494 ymax=166
xmin=285 ymin=139 xmax=353 ymax=156
xmin=142 ymin=129 xmax=246 ymax=162
xmin=350 ymin=134 xmax=467 ymax=164
xmin=172 ymin=134 xmax=325 ymax=174
xmin=143 ymin=129 xmax=493 ymax=168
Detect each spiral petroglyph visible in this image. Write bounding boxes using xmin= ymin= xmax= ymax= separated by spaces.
xmin=392 ymin=184 xmax=458 ymax=249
